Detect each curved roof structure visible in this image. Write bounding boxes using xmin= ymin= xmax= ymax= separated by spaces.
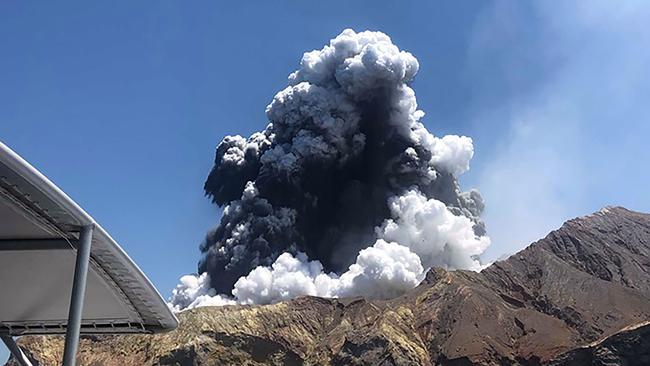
xmin=0 ymin=141 xmax=178 ymax=336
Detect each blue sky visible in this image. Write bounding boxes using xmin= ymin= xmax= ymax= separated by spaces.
xmin=1 ymin=1 xmax=649 ymax=349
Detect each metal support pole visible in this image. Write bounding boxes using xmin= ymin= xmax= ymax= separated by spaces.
xmin=61 ymin=224 xmax=93 ymax=366
xmin=1 ymin=335 xmax=33 ymax=366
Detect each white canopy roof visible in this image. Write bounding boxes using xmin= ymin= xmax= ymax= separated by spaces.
xmin=0 ymin=142 xmax=177 ymax=335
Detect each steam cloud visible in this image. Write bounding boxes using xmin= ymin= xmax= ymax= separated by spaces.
xmin=170 ymin=29 xmax=489 ymax=310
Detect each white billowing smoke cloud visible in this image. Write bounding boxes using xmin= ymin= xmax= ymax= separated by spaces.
xmin=378 ymin=189 xmax=490 ymax=271
xmin=176 ymin=239 xmax=424 ymax=309
xmin=170 ymin=29 xmax=490 ymax=311
xmin=233 ymin=239 xmax=424 ymax=305
xmin=168 ymin=273 xmax=234 ymax=312
xmin=427 ymin=135 xmax=475 ymax=177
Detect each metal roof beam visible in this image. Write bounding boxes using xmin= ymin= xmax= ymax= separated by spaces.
xmin=0 ymin=239 xmax=74 ymax=251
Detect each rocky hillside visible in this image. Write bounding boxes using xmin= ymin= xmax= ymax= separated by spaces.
xmin=546 ymin=321 xmax=650 ymax=365
xmin=6 ymin=207 xmax=650 ymax=365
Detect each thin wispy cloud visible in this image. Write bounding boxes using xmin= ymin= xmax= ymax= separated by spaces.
xmin=468 ymin=1 xmax=650 ymax=259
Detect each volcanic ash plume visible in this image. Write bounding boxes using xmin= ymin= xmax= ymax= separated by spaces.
xmin=170 ymin=29 xmax=490 ymax=310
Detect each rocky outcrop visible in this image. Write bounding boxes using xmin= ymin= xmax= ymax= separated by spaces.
xmin=6 ymin=207 xmax=650 ymax=365
xmin=547 ymin=322 xmax=650 ymax=365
